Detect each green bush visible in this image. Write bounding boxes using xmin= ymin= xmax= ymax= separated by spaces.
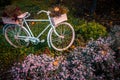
xmin=77 ymin=21 xmax=108 ymax=41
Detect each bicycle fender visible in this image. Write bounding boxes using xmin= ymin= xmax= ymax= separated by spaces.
xmin=47 ymin=28 xmax=52 ymax=48
xmin=3 ymin=24 xmax=13 ymax=34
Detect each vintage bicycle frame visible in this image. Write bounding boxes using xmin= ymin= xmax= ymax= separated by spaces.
xmin=18 ymin=10 xmax=61 ymax=47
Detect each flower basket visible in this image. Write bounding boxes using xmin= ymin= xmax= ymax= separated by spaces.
xmin=2 ymin=17 xmax=19 ymax=24
xmin=51 ymin=14 xmax=67 ymax=26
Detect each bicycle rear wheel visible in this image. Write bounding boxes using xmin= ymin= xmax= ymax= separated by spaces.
xmin=4 ymin=24 xmax=30 ymax=48
xmin=50 ymin=22 xmax=75 ymax=51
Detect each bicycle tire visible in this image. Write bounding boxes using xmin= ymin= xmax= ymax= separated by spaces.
xmin=50 ymin=22 xmax=75 ymax=51
xmin=4 ymin=24 xmax=30 ymax=48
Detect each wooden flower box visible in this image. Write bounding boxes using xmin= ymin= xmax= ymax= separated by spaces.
xmin=51 ymin=14 xmax=67 ymax=26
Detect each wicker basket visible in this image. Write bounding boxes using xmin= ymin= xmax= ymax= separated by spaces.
xmin=51 ymin=14 xmax=67 ymax=26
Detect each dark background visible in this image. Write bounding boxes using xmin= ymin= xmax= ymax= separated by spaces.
xmin=0 ymin=0 xmax=120 ymax=21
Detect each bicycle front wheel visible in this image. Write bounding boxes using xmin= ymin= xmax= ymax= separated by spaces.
xmin=50 ymin=22 xmax=75 ymax=51
xmin=4 ymin=24 xmax=30 ymax=48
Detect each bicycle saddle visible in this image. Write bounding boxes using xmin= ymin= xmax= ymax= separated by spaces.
xmin=17 ymin=12 xmax=30 ymax=19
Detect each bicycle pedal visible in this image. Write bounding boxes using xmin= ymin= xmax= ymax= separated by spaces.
xmin=40 ymin=39 xmax=45 ymax=43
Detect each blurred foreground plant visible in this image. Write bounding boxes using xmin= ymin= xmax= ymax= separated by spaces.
xmin=10 ymin=37 xmax=120 ymax=80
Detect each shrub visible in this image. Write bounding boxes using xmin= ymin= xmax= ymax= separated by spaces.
xmin=10 ymin=54 xmax=58 ymax=80
xmin=10 ymin=38 xmax=120 ymax=80
xmin=72 ymin=37 xmax=120 ymax=79
xmin=78 ymin=21 xmax=108 ymax=41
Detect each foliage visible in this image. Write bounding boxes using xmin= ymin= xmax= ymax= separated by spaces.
xmin=68 ymin=19 xmax=108 ymax=46
xmin=10 ymin=37 xmax=120 ymax=80
xmin=78 ymin=21 xmax=108 ymax=41
xmin=11 ymin=54 xmax=56 ymax=79
xmin=68 ymin=17 xmax=85 ymax=31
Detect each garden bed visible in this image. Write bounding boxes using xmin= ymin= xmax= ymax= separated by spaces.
xmin=7 ymin=37 xmax=120 ymax=80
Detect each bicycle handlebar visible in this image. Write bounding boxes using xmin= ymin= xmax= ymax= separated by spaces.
xmin=18 ymin=10 xmax=50 ymax=19
xmin=37 ymin=10 xmax=51 ymax=15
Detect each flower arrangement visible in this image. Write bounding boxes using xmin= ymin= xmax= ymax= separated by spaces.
xmin=2 ymin=5 xmax=22 ymax=21
xmin=49 ymin=5 xmax=69 ymax=17
xmin=49 ymin=5 xmax=69 ymax=25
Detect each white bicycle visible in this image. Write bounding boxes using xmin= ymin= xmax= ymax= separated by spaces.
xmin=2 ymin=10 xmax=75 ymax=51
